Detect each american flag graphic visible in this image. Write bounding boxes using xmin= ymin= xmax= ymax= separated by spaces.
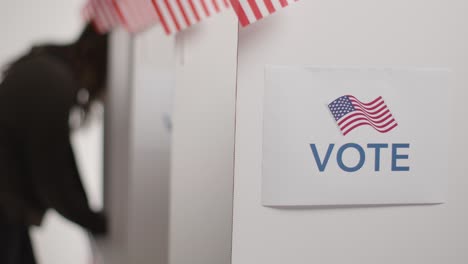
xmin=328 ymin=95 xmax=398 ymax=136
xmin=229 ymin=0 xmax=299 ymax=27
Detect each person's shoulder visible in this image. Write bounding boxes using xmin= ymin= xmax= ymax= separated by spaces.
xmin=6 ymin=54 xmax=79 ymax=100
xmin=17 ymin=54 xmax=75 ymax=83
xmin=0 ymin=53 xmax=78 ymax=116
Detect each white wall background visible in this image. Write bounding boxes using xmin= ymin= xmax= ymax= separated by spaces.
xmin=232 ymin=0 xmax=468 ymax=263
xmin=0 ymin=1 xmax=102 ymax=264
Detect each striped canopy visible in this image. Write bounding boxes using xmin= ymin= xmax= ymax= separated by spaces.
xmin=82 ymin=0 xmax=299 ymax=35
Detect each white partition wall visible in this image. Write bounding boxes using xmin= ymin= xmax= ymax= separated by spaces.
xmin=231 ymin=1 xmax=468 ymax=264
xmin=128 ymin=27 xmax=175 ymax=264
xmin=104 ymin=26 xmax=176 ymax=264
xmin=104 ymin=12 xmax=238 ymax=264
xmin=102 ymin=28 xmax=133 ymax=264
xmin=170 ymin=11 xmax=238 ymax=264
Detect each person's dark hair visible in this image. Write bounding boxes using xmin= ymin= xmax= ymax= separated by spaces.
xmin=72 ymin=23 xmax=109 ymax=105
xmin=2 ymin=23 xmax=108 ymax=120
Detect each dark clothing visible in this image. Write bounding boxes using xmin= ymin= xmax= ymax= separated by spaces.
xmin=0 ymin=52 xmax=105 ymax=234
xmin=0 ymin=214 xmax=36 ymax=264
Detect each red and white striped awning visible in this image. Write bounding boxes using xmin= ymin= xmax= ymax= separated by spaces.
xmin=230 ymin=0 xmax=299 ymax=27
xmin=82 ymin=0 xmax=299 ymax=35
xmin=152 ymin=0 xmax=231 ymax=34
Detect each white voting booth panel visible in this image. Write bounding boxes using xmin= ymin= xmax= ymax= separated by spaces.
xmin=103 ymin=27 xmax=175 ymax=264
xmin=232 ymin=1 xmax=468 ymax=264
xmin=128 ymin=27 xmax=175 ymax=264
xmin=170 ymin=11 xmax=238 ymax=264
xmin=102 ymin=28 xmax=133 ymax=264
xmin=103 ymin=12 xmax=237 ymax=264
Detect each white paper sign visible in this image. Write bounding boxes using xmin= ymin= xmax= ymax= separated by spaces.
xmin=262 ymin=66 xmax=451 ymax=206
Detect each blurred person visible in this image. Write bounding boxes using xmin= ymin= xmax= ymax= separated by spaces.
xmin=0 ymin=23 xmax=108 ymax=264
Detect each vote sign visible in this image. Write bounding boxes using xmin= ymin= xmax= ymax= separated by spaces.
xmin=262 ymin=67 xmax=451 ymax=206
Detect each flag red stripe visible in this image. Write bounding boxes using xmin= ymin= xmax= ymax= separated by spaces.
xmin=338 ymin=109 xmax=390 ymax=126
xmin=176 ymin=0 xmax=191 ymax=26
xmin=341 ymin=113 xmax=392 ymax=130
xmin=247 ymin=0 xmax=264 ymax=20
xmin=339 ymin=112 xmax=392 ymax=130
xmin=352 ymin=103 xmax=386 ymax=114
xmin=279 ymin=0 xmax=288 ymax=7
xmin=229 ymin=0 xmax=250 ymax=26
xmin=94 ymin=0 xmax=108 ymax=31
xmin=127 ymin=1 xmax=146 ymax=31
xmin=85 ymin=0 xmax=267 ymax=34
xmin=111 ymin=0 xmax=128 ymax=27
xmin=353 ymin=104 xmax=387 ymax=116
xmin=164 ymin=0 xmax=181 ymax=31
xmin=104 ymin=0 xmax=119 ymax=24
xmin=188 ymin=0 xmax=201 ymax=21
xmin=348 ymin=95 xmax=383 ymax=107
xmin=350 ymin=98 xmax=384 ymax=111
xmin=93 ymin=0 xmax=106 ymax=28
xmin=200 ymin=0 xmax=211 ymax=16
xmin=353 ymin=109 xmax=391 ymax=122
xmin=212 ymin=0 xmax=220 ymax=12
xmin=341 ymin=116 xmax=394 ymax=131
xmin=151 ymin=0 xmax=171 ymax=34
xmin=105 ymin=0 xmax=121 ymax=23
xmin=343 ymin=122 xmax=398 ymax=136
xmin=263 ymin=0 xmax=276 ymax=13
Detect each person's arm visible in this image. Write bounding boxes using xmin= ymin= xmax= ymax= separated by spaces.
xmin=24 ymin=122 xmax=106 ymax=235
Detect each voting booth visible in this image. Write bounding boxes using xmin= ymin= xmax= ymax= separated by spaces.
xmin=101 ymin=1 xmax=468 ymax=264
xmin=101 ymin=13 xmax=237 ymax=264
